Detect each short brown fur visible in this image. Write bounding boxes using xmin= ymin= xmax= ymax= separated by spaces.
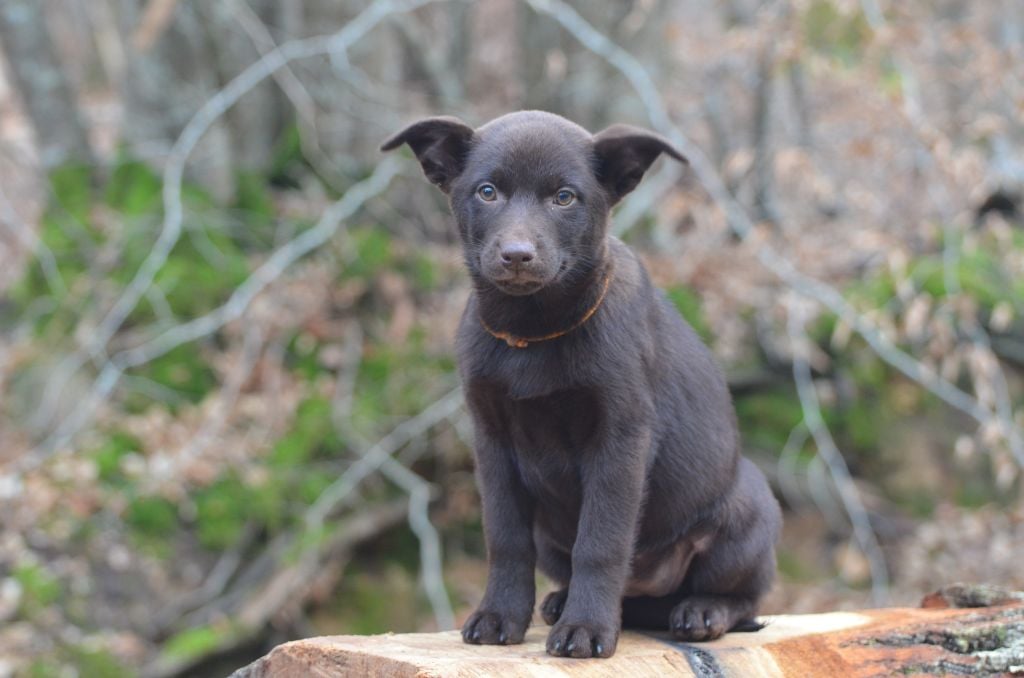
xmin=382 ymin=110 xmax=782 ymax=659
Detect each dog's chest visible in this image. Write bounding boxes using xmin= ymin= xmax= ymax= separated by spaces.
xmin=500 ymin=388 xmax=600 ymax=504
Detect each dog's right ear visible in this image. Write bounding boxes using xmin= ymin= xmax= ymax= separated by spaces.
xmin=380 ymin=117 xmax=475 ymax=193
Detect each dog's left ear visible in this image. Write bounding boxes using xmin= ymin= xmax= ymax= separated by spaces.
xmin=592 ymin=125 xmax=687 ymax=204
xmin=380 ymin=116 xmax=475 ymax=193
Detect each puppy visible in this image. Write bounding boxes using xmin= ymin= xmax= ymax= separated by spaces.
xmin=382 ymin=111 xmax=781 ymax=659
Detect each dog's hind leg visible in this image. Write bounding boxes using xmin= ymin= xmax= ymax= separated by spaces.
xmin=669 ymin=459 xmax=781 ymax=641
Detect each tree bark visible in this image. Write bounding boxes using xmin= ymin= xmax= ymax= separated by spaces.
xmin=117 ymin=0 xmax=287 ymax=201
xmin=233 ymin=586 xmax=1024 ymax=677
xmin=0 ymin=0 xmax=94 ymax=168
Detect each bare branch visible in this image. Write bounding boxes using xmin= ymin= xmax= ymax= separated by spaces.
xmin=859 ymin=0 xmax=1023 ymax=469
xmin=306 ymin=387 xmax=464 ymax=530
xmin=20 ymin=158 xmax=402 ymax=473
xmin=225 ymin=0 xmax=348 ymax=190
xmin=525 ymin=0 xmax=1024 ymax=461
xmin=31 ymin=0 xmax=441 ymax=445
xmin=162 ymin=321 xmax=265 ymax=488
xmin=378 ymin=456 xmax=456 ymax=630
xmin=0 ymin=184 xmax=64 ymax=297
xmin=132 ymin=0 xmax=181 ymax=52
xmin=787 ymin=298 xmax=890 ymax=603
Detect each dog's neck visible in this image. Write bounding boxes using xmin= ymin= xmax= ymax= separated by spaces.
xmin=473 ymin=254 xmax=613 ymax=344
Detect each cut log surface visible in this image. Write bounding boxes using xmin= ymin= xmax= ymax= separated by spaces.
xmin=233 ymin=586 xmax=1024 ymax=677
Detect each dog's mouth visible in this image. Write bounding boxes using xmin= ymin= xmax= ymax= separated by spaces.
xmin=488 ymin=258 xmax=569 ymax=296
xmin=479 ymin=253 xmax=565 ymax=296
xmin=491 ymin=277 xmax=547 ymax=296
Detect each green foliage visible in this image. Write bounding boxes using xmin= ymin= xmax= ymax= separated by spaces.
xmin=665 ymin=285 xmax=712 ymax=343
xmin=151 ymin=233 xmax=249 ymax=316
xmin=829 ymin=393 xmax=885 ymax=453
xmin=409 ymin=253 xmax=439 ymax=291
xmin=351 ymin=339 xmax=455 ymax=429
xmin=193 ymin=478 xmax=253 ymax=550
xmin=842 ymin=230 xmax=1022 ymax=316
xmin=124 ymin=496 xmax=178 ymax=538
xmin=269 ymin=396 xmax=342 ymax=467
xmin=68 ymin=646 xmax=133 ymax=678
xmin=7 ymin=212 xmax=94 ymax=332
xmin=234 ymin=171 xmax=279 ymax=247
xmin=776 ymin=548 xmax=818 ymax=582
xmin=285 ymin=333 xmax=323 ymax=380
xmin=27 ymin=659 xmax=62 ymax=678
xmin=192 ymin=474 xmax=281 ymax=549
xmin=190 ymin=397 xmax=348 ymax=550
xmin=234 ymin=171 xmax=275 ymax=220
xmin=760 ymin=230 xmax=1024 ymax=507
xmin=49 ymin=164 xmax=95 ymax=223
xmin=25 ymin=644 xmax=132 ymax=678
xmin=337 ymin=223 xmax=447 ymax=292
xmin=321 ymin=562 xmax=424 ymax=635
xmin=900 ymin=489 xmax=938 ymax=519
xmin=343 ymin=226 xmax=394 ymax=280
xmin=735 ymin=387 xmax=806 ymax=454
xmin=127 ymin=344 xmax=217 ymax=410
xmin=803 ymin=0 xmax=871 ymax=64
xmin=911 ymin=249 xmax=1011 ymax=310
xmin=14 ymin=564 xmax=62 ymax=614
xmin=162 ymin=625 xmax=225 ymax=662
xmin=105 ymin=158 xmax=162 ymax=216
xmin=91 ymin=430 xmax=143 ymax=485
xmin=7 ymin=156 xmax=254 ymax=371
xmin=267 ymin=123 xmax=306 ymax=190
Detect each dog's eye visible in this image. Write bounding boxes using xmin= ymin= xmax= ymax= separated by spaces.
xmin=477 ymin=184 xmax=498 ymax=202
xmin=554 ymin=189 xmax=576 ymax=206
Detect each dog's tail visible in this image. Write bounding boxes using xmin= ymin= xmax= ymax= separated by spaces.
xmin=730 ymin=618 xmax=767 ymax=633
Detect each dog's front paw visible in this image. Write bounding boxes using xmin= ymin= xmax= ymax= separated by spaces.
xmin=546 ymin=619 xmax=618 ymax=658
xmin=540 ymin=589 xmax=568 ymax=625
xmin=461 ymin=608 xmax=529 ymax=645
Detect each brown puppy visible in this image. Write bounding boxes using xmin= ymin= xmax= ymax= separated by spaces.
xmin=382 ymin=111 xmax=781 ymax=659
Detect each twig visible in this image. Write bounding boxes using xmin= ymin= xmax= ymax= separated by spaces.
xmin=776 ymin=421 xmax=809 ymax=510
xmin=378 ymin=456 xmax=456 ymax=629
xmin=31 ymin=0 xmax=441 ymax=455
xmin=153 ymin=522 xmax=259 ymax=633
xmin=306 ymin=387 xmax=464 ymax=530
xmin=525 ymin=0 xmax=1024 ymax=462
xmin=751 ymin=40 xmax=780 ymax=225
xmin=224 ymin=0 xmax=348 ymax=190
xmin=806 ymin=449 xmax=848 ymax=534
xmin=146 ymin=500 xmax=409 ymax=678
xmin=161 ymin=321 xmax=265 ymax=488
xmin=324 ymin=326 xmax=457 ymax=629
xmin=0 ymin=184 xmax=64 ymax=297
xmin=132 ymin=0 xmax=181 ymax=52
xmin=20 ymin=158 xmax=402 ymax=473
xmin=788 ymin=299 xmax=889 ymax=603
xmin=330 ymin=322 xmax=364 ymax=423
xmin=860 ymin=0 xmax=1024 ymax=469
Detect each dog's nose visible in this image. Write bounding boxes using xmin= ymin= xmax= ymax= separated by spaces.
xmin=500 ymin=241 xmax=536 ymax=265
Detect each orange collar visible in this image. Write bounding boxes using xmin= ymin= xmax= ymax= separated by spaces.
xmin=480 ymin=267 xmax=614 ymax=348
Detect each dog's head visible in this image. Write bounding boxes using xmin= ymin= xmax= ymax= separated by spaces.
xmin=382 ymin=111 xmax=686 ymax=296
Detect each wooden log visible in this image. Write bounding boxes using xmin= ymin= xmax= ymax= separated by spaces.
xmin=232 ymin=586 xmax=1024 ymax=677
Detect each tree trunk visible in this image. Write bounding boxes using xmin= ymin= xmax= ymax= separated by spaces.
xmin=0 ymin=0 xmax=94 ymax=168
xmin=117 ymin=0 xmax=287 ymax=201
xmin=232 ymin=586 xmax=1024 ymax=677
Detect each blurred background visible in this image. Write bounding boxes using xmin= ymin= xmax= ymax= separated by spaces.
xmin=0 ymin=0 xmax=1022 ymax=675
